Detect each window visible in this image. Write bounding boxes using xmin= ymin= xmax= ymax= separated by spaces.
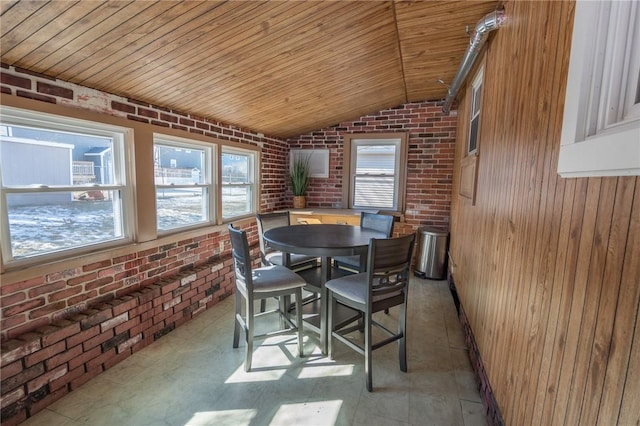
xmin=221 ymin=147 xmax=257 ymax=219
xmin=154 ymin=136 xmax=213 ymax=232
xmin=468 ymin=67 xmax=484 ymax=154
xmin=343 ymin=133 xmax=408 ymax=212
xmin=559 ymin=0 xmax=640 ymax=177
xmin=289 ymin=149 xmax=329 ymax=178
xmin=459 ymin=65 xmax=484 ymax=205
xmin=0 ymin=106 xmax=131 ymax=265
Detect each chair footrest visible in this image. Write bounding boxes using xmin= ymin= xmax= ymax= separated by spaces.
xmin=253 ymin=326 xmax=299 ymax=341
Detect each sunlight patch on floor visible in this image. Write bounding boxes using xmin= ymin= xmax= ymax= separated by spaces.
xmin=225 ymin=364 xmax=287 ymax=383
xmin=297 ymin=363 xmax=355 ymax=378
xmin=270 ymin=400 xmax=343 ymax=425
xmin=185 ymin=409 xmax=257 ymax=426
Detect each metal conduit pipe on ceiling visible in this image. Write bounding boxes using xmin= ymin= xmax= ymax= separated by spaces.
xmin=442 ymin=9 xmax=507 ymax=113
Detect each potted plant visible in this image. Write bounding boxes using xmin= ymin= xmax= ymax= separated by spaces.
xmin=290 ymin=153 xmax=311 ymax=208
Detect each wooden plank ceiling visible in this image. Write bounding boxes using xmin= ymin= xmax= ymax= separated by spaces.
xmin=1 ymin=0 xmax=500 ymax=138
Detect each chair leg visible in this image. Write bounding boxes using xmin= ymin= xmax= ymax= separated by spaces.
xmin=328 ymin=291 xmax=335 ymax=360
xmin=278 ymin=296 xmax=287 ymax=329
xmin=233 ymin=290 xmax=242 ymax=349
xmin=245 ymin=296 xmax=254 ymax=372
xmin=260 ymin=298 xmax=267 ymax=313
xmin=399 ymin=301 xmax=407 ymax=373
xmin=295 ymin=288 xmax=303 ymax=357
xmin=364 ymin=311 xmax=373 ymax=392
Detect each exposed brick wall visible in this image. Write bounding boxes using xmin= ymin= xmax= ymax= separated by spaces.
xmin=0 ymin=232 xmax=234 ymax=341
xmin=286 ymin=102 xmax=457 ymax=231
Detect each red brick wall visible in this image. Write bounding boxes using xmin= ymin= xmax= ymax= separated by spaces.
xmin=286 ymin=102 xmax=457 ymax=231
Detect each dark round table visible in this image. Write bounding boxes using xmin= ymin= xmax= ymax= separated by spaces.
xmin=263 ymin=224 xmax=385 ymax=353
xmin=263 ymin=224 xmax=384 ymax=257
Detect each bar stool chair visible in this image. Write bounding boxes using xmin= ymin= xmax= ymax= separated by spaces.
xmin=256 ymin=212 xmax=318 ymax=269
xmin=333 ymin=212 xmax=395 ymax=273
xmin=256 ymin=211 xmax=319 ymax=312
xmin=228 ymin=224 xmax=306 ymax=372
xmin=326 ymin=233 xmax=415 ymax=391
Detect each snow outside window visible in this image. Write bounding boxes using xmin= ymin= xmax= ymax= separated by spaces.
xmin=221 ymin=148 xmax=257 ymax=219
xmin=154 ymin=136 xmax=213 ymax=232
xmin=0 ymin=106 xmax=132 ymax=266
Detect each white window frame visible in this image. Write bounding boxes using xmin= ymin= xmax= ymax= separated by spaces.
xmin=559 ymin=0 xmax=640 ymax=177
xmin=468 ymin=67 xmax=484 ymax=155
xmin=342 ymin=133 xmax=408 ymax=212
xmin=220 ymin=146 xmax=258 ymax=221
xmin=153 ymin=134 xmax=215 ymax=233
xmin=0 ymin=105 xmax=134 ymax=267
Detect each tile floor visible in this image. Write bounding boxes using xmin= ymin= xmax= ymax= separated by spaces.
xmin=21 ymin=277 xmax=487 ymax=426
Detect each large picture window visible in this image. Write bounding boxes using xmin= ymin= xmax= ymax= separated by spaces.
xmin=343 ymin=133 xmax=408 ymax=212
xmin=0 ymin=107 xmax=131 ymax=264
xmin=154 ymin=136 xmax=214 ymax=232
xmin=221 ymin=147 xmax=257 ymax=219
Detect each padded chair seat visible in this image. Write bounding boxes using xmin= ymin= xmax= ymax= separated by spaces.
xmin=236 ymin=265 xmax=307 ymax=293
xmin=325 ymin=273 xmax=403 ymax=305
xmin=265 ymin=251 xmax=317 ymax=267
xmin=334 ymin=212 xmax=394 ymax=274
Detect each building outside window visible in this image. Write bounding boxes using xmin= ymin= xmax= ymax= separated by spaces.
xmin=154 ymin=136 xmax=213 ymax=232
xmin=0 ymin=107 xmax=131 ymax=265
xmin=343 ymin=133 xmax=408 ymax=212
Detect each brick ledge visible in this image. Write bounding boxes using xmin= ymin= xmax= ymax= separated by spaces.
xmin=0 ymin=252 xmax=235 ymax=425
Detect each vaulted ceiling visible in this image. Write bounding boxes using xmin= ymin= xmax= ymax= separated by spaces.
xmin=1 ymin=1 xmax=500 ymax=138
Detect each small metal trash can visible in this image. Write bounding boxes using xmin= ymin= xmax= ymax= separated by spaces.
xmin=414 ymin=227 xmax=449 ymax=279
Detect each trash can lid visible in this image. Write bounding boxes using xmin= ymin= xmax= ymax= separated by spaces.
xmin=418 ymin=226 xmax=448 ymax=236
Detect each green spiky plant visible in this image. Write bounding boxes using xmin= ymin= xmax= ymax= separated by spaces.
xmin=290 ymin=153 xmax=311 ymax=196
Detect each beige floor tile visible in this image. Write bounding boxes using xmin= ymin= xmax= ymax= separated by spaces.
xmin=409 ymin=393 xmax=465 ymax=426
xmin=461 ymin=400 xmax=489 ymax=426
xmin=21 ymin=277 xmax=486 ymax=426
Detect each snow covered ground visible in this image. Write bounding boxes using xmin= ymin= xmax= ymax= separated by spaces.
xmin=7 ymin=193 xmax=249 ymax=258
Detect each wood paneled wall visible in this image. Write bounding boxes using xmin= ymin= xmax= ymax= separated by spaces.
xmin=449 ymin=1 xmax=640 ymax=425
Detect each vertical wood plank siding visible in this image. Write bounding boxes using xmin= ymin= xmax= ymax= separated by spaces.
xmin=449 ymin=1 xmax=640 ymax=425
